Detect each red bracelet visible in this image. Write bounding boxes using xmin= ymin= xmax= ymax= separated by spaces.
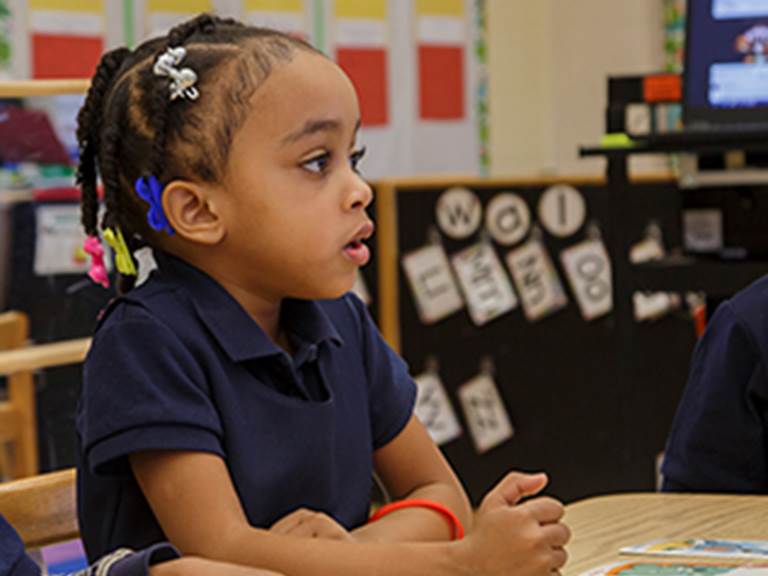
xmin=368 ymin=499 xmax=465 ymax=540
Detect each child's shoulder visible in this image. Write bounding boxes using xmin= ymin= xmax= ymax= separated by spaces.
xmin=94 ymin=272 xmax=188 ymax=336
xmin=714 ymin=274 xmax=768 ymax=354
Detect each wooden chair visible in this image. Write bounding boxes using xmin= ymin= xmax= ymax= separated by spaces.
xmin=0 ymin=310 xmax=91 ymax=480
xmin=0 ymin=311 xmax=37 ymax=479
xmin=0 ymin=467 xmax=78 ymax=548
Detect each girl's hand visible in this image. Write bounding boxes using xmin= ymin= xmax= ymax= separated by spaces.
xmin=269 ymin=508 xmax=354 ymax=541
xmin=455 ymin=471 xmax=571 ymax=576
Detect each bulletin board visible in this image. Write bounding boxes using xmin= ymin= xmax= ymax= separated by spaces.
xmin=373 ymin=177 xmax=698 ymax=504
xmin=5 ymin=0 xmax=483 ymax=179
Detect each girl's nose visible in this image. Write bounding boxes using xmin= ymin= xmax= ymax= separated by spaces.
xmin=346 ymin=174 xmax=373 ymax=211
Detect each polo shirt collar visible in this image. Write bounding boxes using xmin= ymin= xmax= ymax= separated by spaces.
xmin=153 ymin=251 xmax=343 ymax=363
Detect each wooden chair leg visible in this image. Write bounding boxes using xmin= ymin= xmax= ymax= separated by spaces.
xmin=9 ymin=370 xmax=38 ymax=478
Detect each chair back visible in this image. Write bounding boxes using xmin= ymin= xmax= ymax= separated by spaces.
xmin=0 ymin=311 xmax=37 ymax=479
xmin=0 ymin=467 xmax=78 ymax=549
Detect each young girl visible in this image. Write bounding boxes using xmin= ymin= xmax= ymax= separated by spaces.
xmin=76 ymin=13 xmax=569 ymax=576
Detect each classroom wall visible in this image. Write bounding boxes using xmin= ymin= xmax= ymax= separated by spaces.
xmin=487 ymin=0 xmax=667 ymax=177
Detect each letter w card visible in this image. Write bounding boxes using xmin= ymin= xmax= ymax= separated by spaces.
xmin=506 ymin=240 xmax=568 ymax=321
xmin=414 ymin=372 xmax=462 ymax=446
xmin=402 ymin=244 xmax=464 ymax=324
xmin=560 ymin=239 xmax=613 ymax=321
xmin=451 ymin=243 xmax=518 ymax=326
xmin=458 ymin=374 xmax=514 ymax=454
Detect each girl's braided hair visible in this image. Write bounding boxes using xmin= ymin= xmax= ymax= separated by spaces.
xmin=77 ymin=13 xmax=319 ymax=292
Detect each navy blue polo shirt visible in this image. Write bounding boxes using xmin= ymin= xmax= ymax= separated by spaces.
xmin=77 ymin=251 xmax=416 ymax=561
xmin=662 ymin=274 xmax=768 ymax=493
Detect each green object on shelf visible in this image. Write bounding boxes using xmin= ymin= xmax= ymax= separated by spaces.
xmin=600 ymin=133 xmax=636 ymax=149
xmin=40 ymin=164 xmax=75 ymax=177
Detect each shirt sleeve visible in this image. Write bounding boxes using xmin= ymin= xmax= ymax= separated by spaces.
xmin=78 ymin=303 xmax=225 ymax=475
xmin=344 ymin=293 xmax=417 ymax=449
xmin=661 ymin=301 xmax=768 ymax=492
xmin=0 ymin=515 xmax=40 ymax=576
xmin=105 ymin=543 xmax=180 ymax=576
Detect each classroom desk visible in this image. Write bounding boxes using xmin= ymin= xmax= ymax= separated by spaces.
xmin=564 ymin=493 xmax=768 ymax=576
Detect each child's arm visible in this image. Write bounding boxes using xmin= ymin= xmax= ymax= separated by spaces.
xmin=151 ymin=558 xmax=283 ymax=576
xmin=352 ymin=415 xmax=473 ymax=543
xmin=131 ymin=451 xmax=568 ymax=576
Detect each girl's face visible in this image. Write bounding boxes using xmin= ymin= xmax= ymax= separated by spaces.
xmin=215 ymin=50 xmax=373 ymax=302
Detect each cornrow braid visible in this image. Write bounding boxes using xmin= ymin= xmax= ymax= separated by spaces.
xmin=148 ymin=14 xmax=245 ymax=179
xmin=78 ymin=12 xmax=323 ymax=293
xmin=76 ymin=46 xmax=131 ymax=236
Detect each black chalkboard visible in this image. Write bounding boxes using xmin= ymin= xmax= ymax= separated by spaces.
xmin=374 ymin=177 xmax=696 ymax=504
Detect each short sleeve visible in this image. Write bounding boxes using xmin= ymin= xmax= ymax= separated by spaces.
xmin=0 ymin=515 xmax=40 ymax=576
xmin=662 ymin=301 xmax=768 ymax=492
xmin=344 ymin=294 xmax=417 ymax=449
xmin=107 ymin=543 xmax=180 ymax=576
xmin=78 ymin=304 xmax=224 ymax=475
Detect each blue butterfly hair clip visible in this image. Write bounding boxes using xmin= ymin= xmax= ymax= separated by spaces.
xmin=135 ymin=175 xmax=175 ymax=235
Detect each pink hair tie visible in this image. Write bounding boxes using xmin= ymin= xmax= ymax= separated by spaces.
xmin=84 ymin=235 xmax=109 ymax=288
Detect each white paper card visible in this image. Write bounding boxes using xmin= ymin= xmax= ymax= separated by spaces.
xmin=538 ymin=184 xmax=587 ymax=238
xmin=435 ymin=187 xmax=483 ymax=240
xmin=458 ymin=374 xmax=514 ymax=454
xmin=560 ymin=239 xmax=613 ymax=321
xmin=485 ymin=192 xmax=530 ymax=246
xmin=34 ymin=205 xmax=111 ymax=276
xmin=629 ymin=236 xmax=665 ymax=264
xmin=506 ymin=240 xmax=568 ymax=321
xmin=683 ymin=209 xmax=723 ymax=253
xmin=451 ymin=243 xmax=518 ymax=326
xmin=402 ymin=244 xmax=464 ymax=324
xmin=414 ymin=372 xmax=462 ymax=446
xmin=633 ymin=292 xmax=680 ymax=322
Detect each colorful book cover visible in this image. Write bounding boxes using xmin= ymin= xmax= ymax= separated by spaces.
xmin=621 ymin=539 xmax=768 ymax=561
xmin=581 ymin=561 xmax=768 ymax=576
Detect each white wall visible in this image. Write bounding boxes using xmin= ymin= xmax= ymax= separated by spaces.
xmin=487 ymin=0 xmax=667 ymax=177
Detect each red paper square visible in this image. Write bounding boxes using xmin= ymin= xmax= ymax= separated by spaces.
xmin=419 ymin=45 xmax=465 ymax=120
xmin=33 ymin=34 xmax=103 ymax=79
xmin=336 ymin=47 xmax=389 ymax=127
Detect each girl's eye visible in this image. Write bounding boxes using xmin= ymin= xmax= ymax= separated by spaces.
xmin=303 ymin=152 xmax=331 ymax=174
xmin=349 ymin=146 xmax=367 ymax=173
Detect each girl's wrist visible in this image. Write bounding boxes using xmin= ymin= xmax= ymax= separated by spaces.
xmin=368 ymin=499 xmax=465 ymax=541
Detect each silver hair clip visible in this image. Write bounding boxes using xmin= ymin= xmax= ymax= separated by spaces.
xmin=153 ymin=46 xmax=199 ymax=101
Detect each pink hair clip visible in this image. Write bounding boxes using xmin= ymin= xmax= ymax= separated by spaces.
xmin=84 ymin=235 xmax=109 ymax=288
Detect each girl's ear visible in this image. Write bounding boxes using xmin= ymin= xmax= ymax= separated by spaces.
xmin=162 ymin=180 xmax=226 ymax=245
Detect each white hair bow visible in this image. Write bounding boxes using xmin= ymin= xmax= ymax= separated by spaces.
xmin=153 ymin=46 xmax=200 ymax=101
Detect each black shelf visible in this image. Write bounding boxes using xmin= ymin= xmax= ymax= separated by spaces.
xmin=581 ymin=133 xmax=768 ymax=158
xmin=631 ymin=256 xmax=768 ymax=295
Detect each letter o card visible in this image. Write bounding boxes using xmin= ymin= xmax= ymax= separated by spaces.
xmin=485 ymin=192 xmax=531 ymax=246
xmin=451 ymin=243 xmax=518 ymax=326
xmin=458 ymin=374 xmax=514 ymax=454
xmin=414 ymin=372 xmax=462 ymax=446
xmin=506 ymin=240 xmax=568 ymax=321
xmin=402 ymin=244 xmax=464 ymax=324
xmin=435 ymin=187 xmax=483 ymax=240
xmin=560 ymin=239 xmax=613 ymax=321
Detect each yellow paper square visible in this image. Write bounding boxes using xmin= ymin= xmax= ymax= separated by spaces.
xmin=415 ymin=0 xmax=463 ymax=17
xmin=147 ymin=0 xmax=213 ymax=13
xmin=335 ymin=0 xmax=386 ymax=20
xmin=29 ymin=0 xmax=103 ymax=11
xmin=245 ymin=0 xmax=304 ymax=12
